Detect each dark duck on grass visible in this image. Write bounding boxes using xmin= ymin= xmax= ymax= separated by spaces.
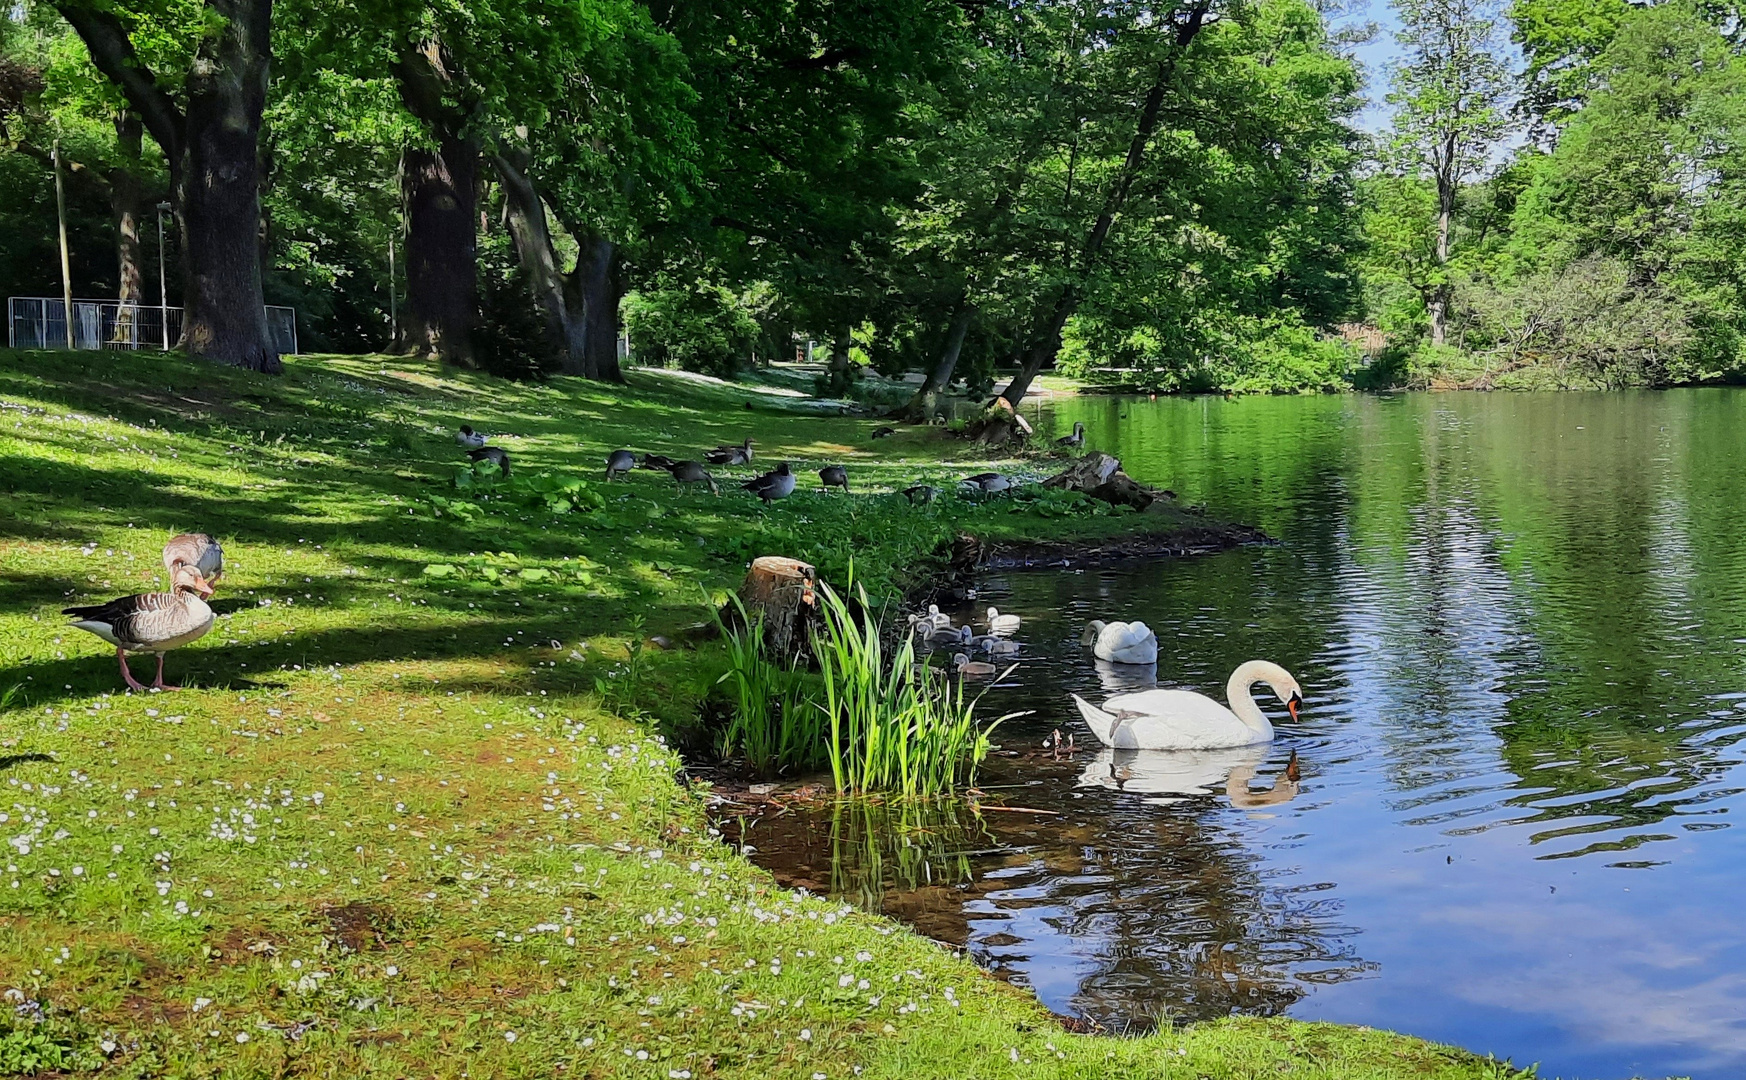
xmin=743 ymin=461 xmax=797 ymax=505
xmin=606 ymin=449 xmax=637 ymax=481
xmin=64 ymin=563 xmax=215 ymax=692
xmin=667 ymin=460 xmax=720 ymax=495
xmin=819 ymin=464 xmax=849 ymax=493
xmin=871 ymin=426 xmax=896 ymax=439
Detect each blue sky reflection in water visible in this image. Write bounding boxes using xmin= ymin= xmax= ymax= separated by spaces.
xmin=735 ymin=390 xmax=1746 ymax=1080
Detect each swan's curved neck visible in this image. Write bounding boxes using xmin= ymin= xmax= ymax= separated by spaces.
xmin=1225 ymin=660 xmax=1284 ymax=736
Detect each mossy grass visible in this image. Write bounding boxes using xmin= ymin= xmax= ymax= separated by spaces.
xmin=0 ymin=348 xmax=1530 ymax=1078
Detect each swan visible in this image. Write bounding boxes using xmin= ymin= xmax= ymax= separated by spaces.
xmin=1082 ymin=619 xmax=1158 ymax=665
xmin=1072 ymin=660 xmax=1301 ymax=750
xmin=985 ymin=607 xmax=1021 ymax=633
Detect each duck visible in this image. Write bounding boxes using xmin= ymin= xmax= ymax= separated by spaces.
xmin=162 ymin=533 xmax=223 ymax=586
xmin=605 ymin=449 xmax=638 ymax=481
xmin=455 ymin=425 xmax=486 ymax=449
xmin=468 ymin=446 xmax=511 ymax=476
xmin=953 ymin=653 xmax=998 ymax=677
xmin=705 ymin=437 xmax=754 ymax=466
xmin=901 ymin=484 xmax=940 ymax=505
xmin=1081 ymin=619 xmax=1158 ymax=665
xmin=63 ymin=562 xmax=216 ymax=692
xmin=640 ymin=453 xmax=679 ymax=472
xmin=1072 ymin=660 xmax=1302 ymax=751
xmin=961 ymin=472 xmax=1012 ymax=496
xmin=1056 ymin=421 xmax=1085 ymax=448
xmin=871 ymin=426 xmax=896 ymax=439
xmin=742 ymin=461 xmax=797 ymax=505
xmin=818 ymin=464 xmax=849 ymax=493
xmin=984 ymin=607 xmax=1021 ymax=633
xmin=666 ymin=460 xmax=720 ymax=495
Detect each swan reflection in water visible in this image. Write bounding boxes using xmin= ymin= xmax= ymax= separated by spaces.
xmin=1093 ymin=657 xmax=1158 ymax=693
xmin=1077 ymin=745 xmax=1302 ymax=808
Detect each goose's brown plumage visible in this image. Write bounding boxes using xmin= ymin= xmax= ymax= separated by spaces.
xmin=64 ymin=564 xmax=215 ymax=691
xmin=163 ymin=532 xmax=223 ymax=584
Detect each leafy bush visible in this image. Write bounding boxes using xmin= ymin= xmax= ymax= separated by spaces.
xmin=624 ymin=285 xmax=764 ymax=376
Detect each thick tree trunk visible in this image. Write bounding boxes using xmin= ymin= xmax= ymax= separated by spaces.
xmin=494 ymin=151 xmax=588 ymax=374
xmin=896 ymin=300 xmax=973 ymax=421
xmin=1430 ymin=170 xmax=1454 ymax=348
xmin=401 ymin=136 xmax=479 ymax=366
xmin=58 ymin=0 xmax=278 ymax=372
xmin=999 ymin=3 xmax=1209 ymax=409
xmin=577 ymin=234 xmax=624 ymax=383
xmin=109 ymin=112 xmax=144 ymax=343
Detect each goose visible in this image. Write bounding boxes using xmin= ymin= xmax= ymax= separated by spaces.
xmin=985 ymin=607 xmax=1021 ymax=633
xmin=871 ymin=426 xmax=896 ymax=439
xmin=455 ymin=425 xmax=487 ymax=449
xmin=63 ymin=563 xmax=215 ymax=692
xmin=1081 ymin=619 xmax=1158 ymax=665
xmin=742 ymin=461 xmax=797 ymax=505
xmin=705 ymin=437 xmax=754 ymax=466
xmin=901 ymin=484 xmax=939 ymax=505
xmin=162 ymin=533 xmax=223 ymax=586
xmin=961 ymin=472 xmax=1012 ymax=496
xmin=641 ymin=453 xmax=679 ymax=472
xmin=818 ymin=464 xmax=849 ymax=493
xmin=1056 ymin=421 xmax=1085 ymax=448
xmin=468 ymin=446 xmax=511 ymax=476
xmin=666 ymin=460 xmax=720 ymax=496
xmin=1072 ymin=660 xmax=1302 ymax=751
xmin=953 ymin=653 xmax=998 ymax=677
xmin=605 ymin=450 xmax=638 ymax=481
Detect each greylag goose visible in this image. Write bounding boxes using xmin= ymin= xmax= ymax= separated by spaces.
xmin=901 ymin=484 xmax=939 ymax=505
xmin=953 ymin=653 xmax=998 ymax=677
xmin=742 ymin=462 xmax=797 ymax=505
xmin=455 ymin=425 xmax=487 ymax=449
xmin=63 ymin=563 xmax=215 ymax=691
xmin=705 ymin=437 xmax=754 ymax=466
xmin=666 ymin=460 xmax=720 ymax=495
xmin=985 ymin=607 xmax=1021 ymax=633
xmin=961 ymin=472 xmax=1012 ymax=495
xmin=162 ymin=533 xmax=223 ymax=585
xmin=871 ymin=426 xmax=896 ymax=439
xmin=818 ymin=464 xmax=849 ymax=493
xmin=606 ymin=450 xmax=638 ymax=481
xmin=1056 ymin=422 xmax=1085 ymax=448
xmin=641 ymin=453 xmax=678 ymax=472
xmin=468 ymin=446 xmax=511 ymax=476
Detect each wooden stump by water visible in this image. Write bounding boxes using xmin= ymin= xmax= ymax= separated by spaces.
xmin=738 ymin=556 xmax=819 ymax=660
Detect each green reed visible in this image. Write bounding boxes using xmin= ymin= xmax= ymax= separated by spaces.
xmin=711 ymin=594 xmax=824 ymax=777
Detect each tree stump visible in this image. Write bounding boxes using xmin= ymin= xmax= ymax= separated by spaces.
xmin=738 ymin=556 xmax=820 ymax=661
xmin=1043 ymin=452 xmax=1159 ymax=510
xmin=966 ymin=397 xmax=1033 ymax=446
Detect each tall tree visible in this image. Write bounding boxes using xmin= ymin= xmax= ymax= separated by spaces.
xmin=54 ymin=0 xmax=280 ymax=371
xmin=1385 ymin=0 xmax=1512 ymax=348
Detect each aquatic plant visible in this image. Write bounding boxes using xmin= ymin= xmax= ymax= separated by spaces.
xmin=711 ymin=594 xmax=826 ymax=777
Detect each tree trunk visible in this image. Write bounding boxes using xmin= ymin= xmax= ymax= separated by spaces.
xmin=401 ymin=136 xmax=479 ymax=366
xmin=1430 ymin=171 xmax=1454 ymax=348
xmin=494 ymin=151 xmax=587 ymax=374
xmin=999 ymin=3 xmax=1209 ymax=409
xmin=177 ymin=0 xmax=277 ymax=371
xmin=109 ymin=111 xmax=144 ymax=343
xmin=57 ymin=0 xmax=278 ymax=372
xmin=577 ymin=233 xmax=624 ymax=382
xmin=895 ymin=299 xmax=972 ymax=421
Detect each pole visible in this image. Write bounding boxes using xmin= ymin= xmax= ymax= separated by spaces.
xmin=388 ymin=237 xmax=397 ymax=350
xmin=156 ymin=202 xmax=170 ymax=350
xmin=52 ymin=139 xmax=73 ymax=349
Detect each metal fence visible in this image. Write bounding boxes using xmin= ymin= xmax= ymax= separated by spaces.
xmin=7 ymin=297 xmax=298 ymax=355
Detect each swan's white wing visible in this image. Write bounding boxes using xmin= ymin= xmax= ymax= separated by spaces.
xmin=1077 ymin=745 xmax=1270 ymax=797
xmin=1096 ymin=689 xmax=1262 ymax=749
xmin=1095 ymin=621 xmax=1159 ymax=665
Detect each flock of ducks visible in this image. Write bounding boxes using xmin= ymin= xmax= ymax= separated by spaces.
xmin=62 ymin=534 xmax=222 ymax=691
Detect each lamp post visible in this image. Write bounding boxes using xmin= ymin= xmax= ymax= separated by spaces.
xmin=155 ymin=201 xmax=171 ymax=350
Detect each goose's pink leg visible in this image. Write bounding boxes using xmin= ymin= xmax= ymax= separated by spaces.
xmin=150 ymin=653 xmax=181 ymax=691
xmin=116 ymin=648 xmax=147 ymax=692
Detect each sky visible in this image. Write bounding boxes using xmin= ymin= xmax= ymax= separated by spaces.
xmin=1339 ymin=0 xmax=1407 ymax=134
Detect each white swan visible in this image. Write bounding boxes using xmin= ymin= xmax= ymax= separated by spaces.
xmin=985 ymin=607 xmax=1021 ymax=633
xmin=1072 ymin=660 xmax=1302 ymax=750
xmin=1082 ymin=619 xmax=1158 ymax=665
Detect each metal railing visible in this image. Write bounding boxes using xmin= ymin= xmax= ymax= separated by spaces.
xmin=7 ymin=297 xmax=298 ymax=355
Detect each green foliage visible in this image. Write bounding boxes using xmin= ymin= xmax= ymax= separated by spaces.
xmin=0 ymin=1015 xmax=102 ymax=1075
xmin=709 ymin=594 xmax=822 ymax=777
xmin=623 ymin=284 xmax=767 ymax=376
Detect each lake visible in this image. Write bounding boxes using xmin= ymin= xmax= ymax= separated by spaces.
xmin=735 ymin=390 xmax=1746 ymax=1080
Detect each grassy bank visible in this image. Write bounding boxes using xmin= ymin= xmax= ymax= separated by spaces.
xmin=0 ymin=349 xmax=1525 ymax=1079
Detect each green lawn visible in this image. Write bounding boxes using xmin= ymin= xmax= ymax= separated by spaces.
xmin=0 ymin=349 xmax=1528 ymax=1079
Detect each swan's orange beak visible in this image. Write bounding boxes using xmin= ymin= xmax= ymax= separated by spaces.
xmin=1287 ymin=693 xmax=1302 ymax=721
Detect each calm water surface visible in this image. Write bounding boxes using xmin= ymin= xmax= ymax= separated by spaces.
xmin=735 ymin=390 xmax=1746 ymax=1080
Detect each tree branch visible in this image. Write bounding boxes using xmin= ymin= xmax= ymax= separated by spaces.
xmin=51 ymin=3 xmax=183 ymax=161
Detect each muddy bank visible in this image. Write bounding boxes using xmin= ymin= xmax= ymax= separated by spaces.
xmin=951 ymin=520 xmax=1271 ymax=572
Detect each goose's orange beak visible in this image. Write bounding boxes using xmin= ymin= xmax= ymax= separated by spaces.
xmin=195 ymin=574 xmax=216 ymax=597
